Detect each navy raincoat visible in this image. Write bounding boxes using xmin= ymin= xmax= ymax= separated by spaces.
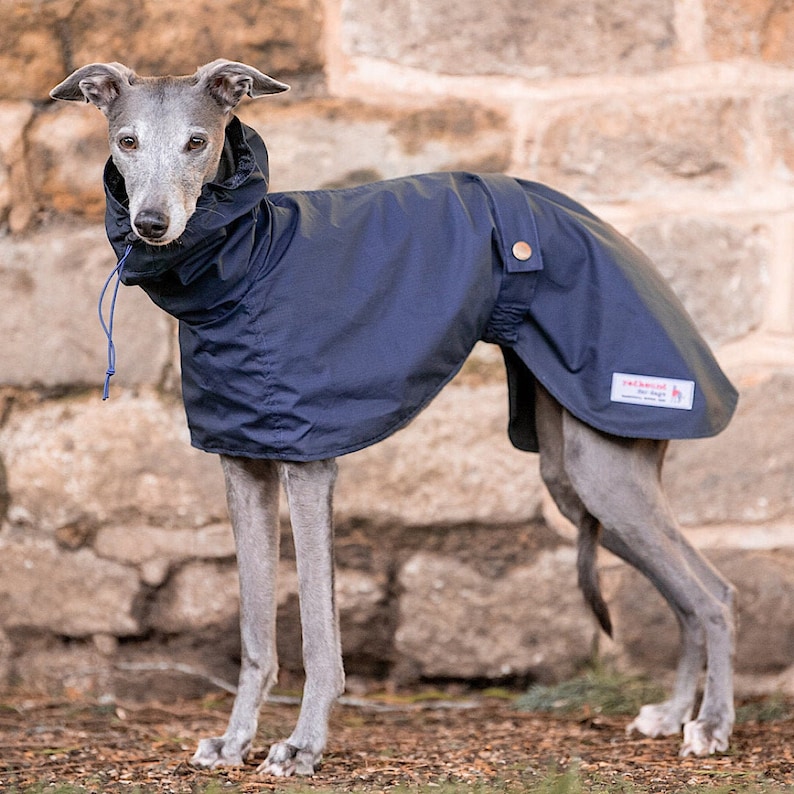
xmin=104 ymin=117 xmax=737 ymax=461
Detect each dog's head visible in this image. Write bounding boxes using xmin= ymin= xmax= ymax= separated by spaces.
xmin=50 ymin=60 xmax=289 ymax=245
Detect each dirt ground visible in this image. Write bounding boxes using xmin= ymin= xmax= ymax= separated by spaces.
xmin=2 ymin=692 xmax=794 ymax=792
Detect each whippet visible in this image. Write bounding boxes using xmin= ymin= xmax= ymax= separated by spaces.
xmin=51 ymin=60 xmax=737 ymax=776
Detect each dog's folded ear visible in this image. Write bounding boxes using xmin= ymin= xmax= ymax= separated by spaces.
xmin=195 ymin=60 xmax=290 ymax=113
xmin=50 ymin=63 xmax=137 ymax=112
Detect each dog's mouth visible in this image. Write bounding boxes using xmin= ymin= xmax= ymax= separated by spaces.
xmin=136 ymin=233 xmax=180 ymax=247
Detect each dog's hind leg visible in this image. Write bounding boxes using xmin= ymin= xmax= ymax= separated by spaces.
xmin=258 ymin=458 xmax=344 ymax=776
xmin=535 ymin=385 xmax=612 ymax=635
xmin=192 ymin=456 xmax=282 ymax=769
xmin=535 ymin=385 xmax=735 ymax=756
xmin=605 ymin=518 xmax=736 ymax=756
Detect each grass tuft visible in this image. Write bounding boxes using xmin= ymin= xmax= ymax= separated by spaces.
xmin=736 ymin=693 xmax=793 ymax=723
xmin=515 ymin=667 xmax=666 ymax=717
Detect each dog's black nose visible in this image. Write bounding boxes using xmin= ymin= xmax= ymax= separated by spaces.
xmin=134 ymin=209 xmax=170 ymax=240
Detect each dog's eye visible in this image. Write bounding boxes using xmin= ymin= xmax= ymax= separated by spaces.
xmin=187 ymin=136 xmax=207 ymax=151
xmin=118 ymin=135 xmax=138 ymax=150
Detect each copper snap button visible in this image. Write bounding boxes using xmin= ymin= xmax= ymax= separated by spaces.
xmin=512 ymin=241 xmax=532 ymax=261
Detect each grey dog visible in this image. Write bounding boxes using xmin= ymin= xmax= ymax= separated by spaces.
xmin=51 ymin=60 xmax=738 ymax=776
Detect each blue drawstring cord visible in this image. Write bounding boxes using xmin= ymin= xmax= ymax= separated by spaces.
xmin=98 ymin=244 xmax=133 ymax=400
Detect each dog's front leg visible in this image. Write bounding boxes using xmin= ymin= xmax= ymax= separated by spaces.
xmin=259 ymin=458 xmax=344 ymax=777
xmin=192 ymin=456 xmax=281 ymax=769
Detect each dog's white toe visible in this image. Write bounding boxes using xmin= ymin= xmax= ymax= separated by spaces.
xmin=191 ymin=736 xmax=246 ymax=768
xmin=680 ymin=719 xmax=730 ymax=756
xmin=257 ymin=741 xmax=319 ymax=776
xmin=627 ymin=702 xmax=688 ymax=739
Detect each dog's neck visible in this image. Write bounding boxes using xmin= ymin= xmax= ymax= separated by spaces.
xmin=214 ymin=130 xmax=237 ymax=184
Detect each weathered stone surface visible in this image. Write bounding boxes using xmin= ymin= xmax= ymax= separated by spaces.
xmin=149 ymin=561 xmax=240 ymax=633
xmin=533 ymin=96 xmax=751 ymax=201
xmin=67 ymin=0 xmax=324 ymax=80
xmin=240 ymin=99 xmax=510 ymax=192
xmin=0 ymin=391 xmax=227 ymax=533
xmin=704 ymin=0 xmax=794 ymax=63
xmin=630 ymin=218 xmax=768 ymax=348
xmin=8 ymin=639 xmax=117 ymax=697
xmin=603 ymin=549 xmax=794 ymax=675
xmin=0 ymin=536 xmax=139 ymax=636
xmin=0 ymin=101 xmax=35 ymax=232
xmin=724 ymin=550 xmax=794 ymax=673
xmin=341 ymin=0 xmax=675 ymax=78
xmin=1 ymin=0 xmax=325 ymax=101
xmin=0 ymin=1 xmax=68 ymax=101
xmin=28 ymin=105 xmax=109 ymax=221
xmin=95 ymin=523 xmax=236 ymax=587
xmin=336 ymin=569 xmax=390 ymax=672
xmin=394 ymin=549 xmax=596 ymax=681
xmin=95 ymin=523 xmax=235 ymax=567
xmin=764 ymin=92 xmax=794 ymax=180
xmin=663 ymin=368 xmax=794 ymax=526
xmin=336 ymin=380 xmax=544 ymax=527
xmin=0 ymin=224 xmax=171 ymax=389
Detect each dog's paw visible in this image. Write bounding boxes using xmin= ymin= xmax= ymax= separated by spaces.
xmin=256 ymin=741 xmax=319 ymax=776
xmin=191 ymin=736 xmax=247 ymax=768
xmin=680 ymin=719 xmax=731 ymax=756
xmin=627 ymin=702 xmax=688 ymax=739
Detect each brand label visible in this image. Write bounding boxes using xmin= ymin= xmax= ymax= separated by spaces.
xmin=610 ymin=372 xmax=695 ymax=410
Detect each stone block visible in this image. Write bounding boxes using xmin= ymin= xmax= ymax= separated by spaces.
xmin=27 ymin=105 xmax=110 ymax=221
xmin=335 ymin=381 xmax=544 ymax=527
xmin=0 ymin=101 xmax=35 ymax=232
xmin=341 ymin=0 xmax=675 ymax=78
xmin=663 ymin=368 xmax=794 ymax=526
xmin=630 ymin=217 xmax=768 ymax=348
xmin=0 ymin=2 xmax=68 ymax=100
xmin=94 ymin=522 xmax=236 ymax=586
xmin=764 ymin=92 xmax=794 ymax=180
xmin=67 ymin=0 xmax=324 ymax=80
xmin=239 ymin=98 xmax=511 ymax=192
xmin=0 ymin=224 xmax=171 ymax=389
xmin=603 ymin=549 xmax=794 ymax=675
xmin=394 ymin=549 xmax=597 ymax=681
xmin=723 ymin=550 xmax=794 ymax=673
xmin=0 ymin=536 xmax=140 ymax=637
xmin=8 ymin=640 xmax=115 ymax=697
xmin=336 ymin=569 xmax=390 ymax=673
xmin=149 ymin=561 xmax=240 ymax=633
xmin=95 ymin=523 xmax=235 ymax=568
xmin=0 ymin=391 xmax=227 ymax=534
xmin=533 ymin=96 xmax=751 ymax=201
xmin=704 ymin=0 xmax=794 ymax=63
xmin=4 ymin=0 xmax=324 ymax=100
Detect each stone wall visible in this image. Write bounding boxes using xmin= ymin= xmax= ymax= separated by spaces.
xmin=1 ymin=0 xmax=793 ymax=699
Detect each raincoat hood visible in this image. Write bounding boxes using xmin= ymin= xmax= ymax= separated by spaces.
xmin=105 ymin=117 xmax=271 ymax=320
